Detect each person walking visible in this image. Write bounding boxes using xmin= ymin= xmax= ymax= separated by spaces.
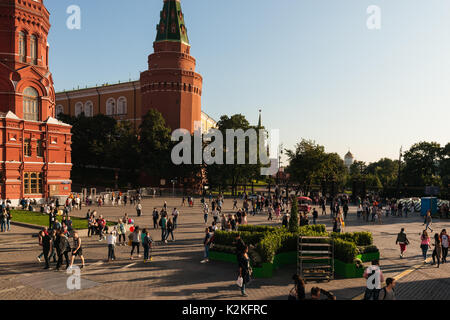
xmin=431 ymin=233 xmax=442 ymax=268
xmin=363 ymin=260 xmax=384 ymax=300
xmin=152 ymin=208 xmax=159 ymax=229
xmin=42 ymin=230 xmax=53 ymax=269
xmin=312 ymin=208 xmax=318 ymax=225
xmin=420 ymin=230 xmax=431 ymax=263
xmin=203 ymin=204 xmax=209 ymax=225
xmin=130 ymin=227 xmax=141 ymax=259
xmin=237 ymin=246 xmax=251 ymax=297
xmin=172 ymin=208 xmax=179 ymax=229
xmin=166 ymin=218 xmax=175 ymax=242
xmin=423 ymin=210 xmax=433 ymax=233
xmin=396 ymin=228 xmax=410 ymax=258
xmin=0 ymin=208 xmax=7 ymax=232
xmin=107 ymin=230 xmax=117 ymax=262
xmin=136 ymin=202 xmax=142 ymax=217
xmin=69 ymin=232 xmax=85 ymax=269
xmin=160 ymin=215 xmax=167 ymax=244
xmin=201 ymin=228 xmax=213 ymax=264
xmin=441 ymin=229 xmax=449 ymax=263
xmin=55 ymin=230 xmax=71 ymax=271
xmin=117 ymin=219 xmax=126 ymax=246
xmin=378 ymin=278 xmax=396 ymax=300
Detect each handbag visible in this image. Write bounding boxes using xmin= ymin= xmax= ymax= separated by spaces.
xmin=288 ymin=287 xmax=297 ymax=300
xmin=236 ymin=276 xmax=243 ymax=288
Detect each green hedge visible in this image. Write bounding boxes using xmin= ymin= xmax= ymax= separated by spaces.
xmin=212 ymin=224 xmax=374 ymax=266
xmin=237 ymin=225 xmax=278 ymax=233
xmin=334 ymin=238 xmax=358 ymax=264
xmin=331 ymin=231 xmax=373 ymax=246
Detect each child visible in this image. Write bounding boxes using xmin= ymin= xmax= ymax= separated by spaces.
xmin=107 ymin=229 xmax=117 ymax=262
xmin=143 ymin=231 xmax=153 ymax=262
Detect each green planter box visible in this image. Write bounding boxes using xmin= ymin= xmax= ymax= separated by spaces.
xmin=209 ymin=251 xmax=237 ymax=263
xmin=252 ymin=263 xmax=273 ymax=278
xmin=357 ymin=252 xmax=380 ymax=263
xmin=334 ymin=259 xmax=364 ymax=279
xmin=273 ymin=251 xmax=297 ymax=269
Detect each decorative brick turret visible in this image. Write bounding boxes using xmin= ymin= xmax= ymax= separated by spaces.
xmin=140 ymin=0 xmax=202 ymax=133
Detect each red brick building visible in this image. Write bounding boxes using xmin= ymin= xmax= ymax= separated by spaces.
xmin=0 ymin=0 xmax=72 ymax=204
xmin=55 ymin=0 xmax=215 ymax=134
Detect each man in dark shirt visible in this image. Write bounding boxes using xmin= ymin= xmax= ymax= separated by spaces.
xmin=235 ymin=234 xmax=246 ymax=257
xmin=42 ymin=232 xmax=53 ymax=269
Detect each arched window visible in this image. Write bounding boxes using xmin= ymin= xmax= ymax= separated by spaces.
xmin=74 ymin=102 xmax=83 ymax=117
xmin=30 ymin=35 xmax=37 ymax=65
xmin=117 ymin=97 xmax=127 ymax=115
xmin=23 ymin=87 xmax=39 ymax=121
xmin=106 ymin=98 xmax=116 ymax=116
xmin=56 ymin=105 xmax=64 ymax=116
xmin=84 ymin=101 xmax=93 ymax=117
xmin=19 ymin=31 xmax=26 ymax=62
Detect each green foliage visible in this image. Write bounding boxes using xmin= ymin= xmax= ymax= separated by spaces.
xmin=289 ymin=198 xmax=299 ymax=233
xmin=334 ymin=238 xmax=358 ymax=264
xmin=213 ymin=230 xmax=265 ymax=247
xmin=331 ymin=231 xmax=373 ymax=246
xmin=357 ymin=245 xmax=379 ymax=255
xmin=237 ymin=225 xmax=278 ymax=233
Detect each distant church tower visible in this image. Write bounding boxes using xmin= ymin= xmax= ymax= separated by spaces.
xmin=140 ymin=0 xmax=203 ymax=133
xmin=344 ymin=151 xmax=354 ymax=170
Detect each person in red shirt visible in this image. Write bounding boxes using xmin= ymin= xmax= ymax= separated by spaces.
xmin=97 ymin=215 xmax=106 ymax=241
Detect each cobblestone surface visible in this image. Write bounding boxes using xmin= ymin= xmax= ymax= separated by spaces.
xmin=0 ymin=197 xmax=449 ymax=300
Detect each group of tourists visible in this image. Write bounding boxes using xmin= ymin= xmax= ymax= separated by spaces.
xmin=37 ymin=227 xmax=85 ymax=270
xmin=0 ymin=205 xmax=12 ymax=232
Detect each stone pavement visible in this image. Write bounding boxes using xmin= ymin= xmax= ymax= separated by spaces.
xmin=0 ymin=197 xmax=449 ymax=300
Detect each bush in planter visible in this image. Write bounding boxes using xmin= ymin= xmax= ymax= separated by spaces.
xmin=357 ymin=245 xmax=379 ymax=255
xmin=211 ymin=244 xmax=236 ymax=254
xmin=353 ymin=232 xmax=373 ymax=246
xmin=213 ymin=230 xmax=266 ymax=246
xmin=354 ymin=258 xmax=364 ymax=269
xmin=334 ymin=238 xmax=358 ymax=264
xmin=238 ymin=225 xmax=277 ymax=233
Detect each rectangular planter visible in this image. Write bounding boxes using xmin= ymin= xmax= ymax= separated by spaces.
xmin=357 ymin=251 xmax=380 ymax=263
xmin=334 ymin=259 xmax=364 ymax=279
xmin=209 ymin=251 xmax=237 ymax=263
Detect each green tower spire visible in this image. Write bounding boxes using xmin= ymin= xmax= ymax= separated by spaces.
xmin=155 ymin=0 xmax=189 ymax=45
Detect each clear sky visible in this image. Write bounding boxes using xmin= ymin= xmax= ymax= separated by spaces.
xmin=46 ymin=0 xmax=450 ymax=164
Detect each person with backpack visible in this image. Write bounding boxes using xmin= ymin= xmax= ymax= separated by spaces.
xmin=396 ymin=228 xmax=410 ymax=258
xmin=379 ymin=278 xmax=396 ymax=300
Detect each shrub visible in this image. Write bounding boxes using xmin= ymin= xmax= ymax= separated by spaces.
xmin=237 ymin=225 xmax=277 ymax=233
xmin=353 ymin=232 xmax=373 ymax=246
xmin=211 ymin=244 xmax=236 ymax=254
xmin=334 ymin=238 xmax=358 ymax=264
xmin=357 ymin=245 xmax=379 ymax=255
xmin=213 ymin=230 xmax=265 ymax=247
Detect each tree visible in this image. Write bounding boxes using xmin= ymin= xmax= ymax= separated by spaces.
xmin=403 ymin=142 xmax=442 ymax=187
xmin=289 ymin=197 xmax=299 ymax=233
xmin=205 ymin=114 xmax=262 ymax=195
xmin=138 ymin=109 xmax=173 ymax=179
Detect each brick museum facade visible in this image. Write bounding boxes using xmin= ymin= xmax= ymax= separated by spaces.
xmin=0 ymin=0 xmax=72 ymax=204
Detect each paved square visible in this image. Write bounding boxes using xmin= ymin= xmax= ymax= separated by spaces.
xmin=0 ymin=197 xmax=449 ymax=300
